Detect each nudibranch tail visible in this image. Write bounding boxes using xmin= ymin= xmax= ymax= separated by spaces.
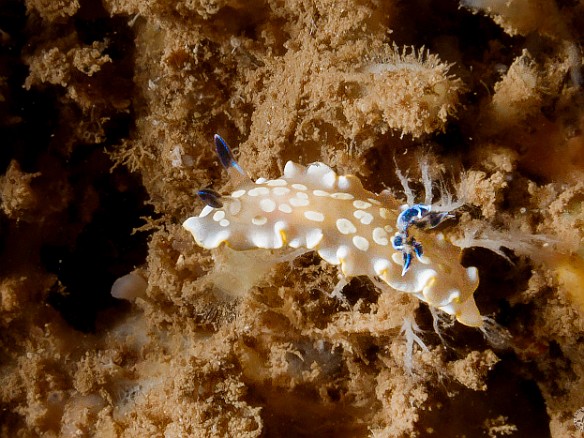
xmin=183 ymin=135 xmax=485 ymax=330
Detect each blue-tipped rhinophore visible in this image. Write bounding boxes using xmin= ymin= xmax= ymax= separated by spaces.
xmin=197 ymin=188 xmax=224 ymax=208
xmin=214 ymin=134 xmax=244 ymax=175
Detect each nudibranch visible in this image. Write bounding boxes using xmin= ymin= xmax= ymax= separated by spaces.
xmin=183 ymin=135 xmax=483 ymax=328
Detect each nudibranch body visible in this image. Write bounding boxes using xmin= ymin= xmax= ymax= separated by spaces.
xmin=183 ymin=136 xmax=483 ymax=328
